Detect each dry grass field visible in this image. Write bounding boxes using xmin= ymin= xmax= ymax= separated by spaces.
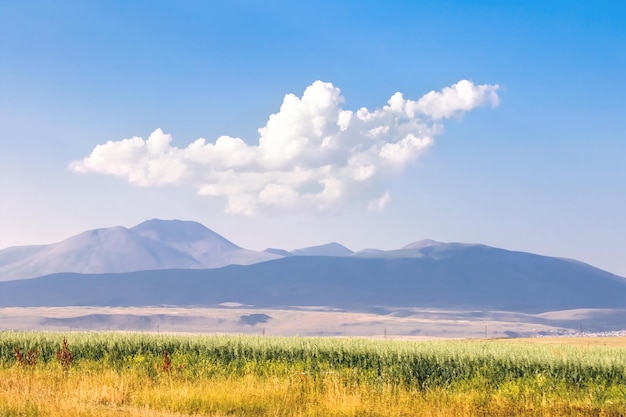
xmin=510 ymin=336 xmax=626 ymax=347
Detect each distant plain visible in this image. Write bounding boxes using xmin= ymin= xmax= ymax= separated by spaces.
xmin=2 ymin=305 xmax=625 ymax=339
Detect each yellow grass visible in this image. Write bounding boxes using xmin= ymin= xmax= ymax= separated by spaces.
xmin=1 ymin=364 xmax=623 ymax=417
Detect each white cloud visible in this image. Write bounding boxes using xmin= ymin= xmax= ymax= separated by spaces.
xmin=368 ymin=191 xmax=391 ymax=212
xmin=69 ymin=79 xmax=499 ymax=214
xmin=407 ymin=79 xmax=500 ymax=120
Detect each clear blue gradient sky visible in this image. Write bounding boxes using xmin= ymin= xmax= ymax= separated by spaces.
xmin=1 ymin=1 xmax=625 ymax=275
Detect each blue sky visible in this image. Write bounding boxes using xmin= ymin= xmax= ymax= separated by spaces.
xmin=1 ymin=1 xmax=625 ymax=275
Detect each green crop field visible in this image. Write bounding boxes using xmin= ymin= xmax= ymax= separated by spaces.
xmin=1 ymin=332 xmax=625 ymax=416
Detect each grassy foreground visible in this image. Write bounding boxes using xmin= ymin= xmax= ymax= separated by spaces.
xmin=1 ymin=332 xmax=625 ymax=416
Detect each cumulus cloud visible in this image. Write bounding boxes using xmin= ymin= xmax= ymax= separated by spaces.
xmin=69 ymin=79 xmax=499 ymax=214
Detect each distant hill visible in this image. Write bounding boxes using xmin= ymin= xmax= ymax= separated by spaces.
xmin=0 ymin=219 xmax=279 ymax=281
xmin=1 ymin=244 xmax=625 ymax=313
xmin=354 ymin=240 xmax=478 ymax=259
xmin=265 ymin=242 xmax=354 ymax=257
xmin=264 ymin=248 xmax=292 ymax=257
xmin=290 ymin=242 xmax=354 ymax=257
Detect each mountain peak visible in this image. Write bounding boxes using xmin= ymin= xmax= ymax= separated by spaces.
xmin=131 ymin=219 xmax=239 ymax=248
xmin=291 ymin=242 xmax=354 ymax=257
xmin=133 ymin=218 xmax=209 ymax=234
xmin=402 ymin=239 xmax=442 ymax=250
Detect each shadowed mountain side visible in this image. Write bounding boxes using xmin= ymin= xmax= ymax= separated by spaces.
xmin=40 ymin=313 xmax=205 ymax=329
xmin=1 ymin=250 xmax=625 ymax=313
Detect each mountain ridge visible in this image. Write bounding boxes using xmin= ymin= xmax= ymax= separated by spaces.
xmin=1 ymin=251 xmax=625 ymax=314
xmin=0 ymin=219 xmax=279 ymax=281
xmin=1 ymin=219 xmax=624 ymax=288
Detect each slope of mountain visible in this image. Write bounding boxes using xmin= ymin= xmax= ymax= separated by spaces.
xmin=2 ymin=245 xmax=625 ymax=313
xmin=290 ymin=242 xmax=354 ymax=257
xmin=0 ymin=220 xmax=279 ymax=281
xmin=0 ymin=245 xmax=48 ymax=266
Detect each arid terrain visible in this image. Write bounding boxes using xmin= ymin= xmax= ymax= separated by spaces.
xmin=2 ymin=305 xmax=625 ymax=339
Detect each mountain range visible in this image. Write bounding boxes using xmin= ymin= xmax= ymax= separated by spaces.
xmin=1 ymin=219 xmax=626 ymax=316
xmin=0 ymin=219 xmax=282 ymax=281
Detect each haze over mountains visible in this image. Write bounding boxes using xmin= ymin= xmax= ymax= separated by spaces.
xmin=1 ymin=219 xmax=626 ymax=319
xmin=0 ymin=219 xmax=467 ymax=281
xmin=0 ymin=219 xmax=281 ymax=281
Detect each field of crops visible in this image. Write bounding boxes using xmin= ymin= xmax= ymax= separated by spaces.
xmin=1 ymin=332 xmax=625 ymax=416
